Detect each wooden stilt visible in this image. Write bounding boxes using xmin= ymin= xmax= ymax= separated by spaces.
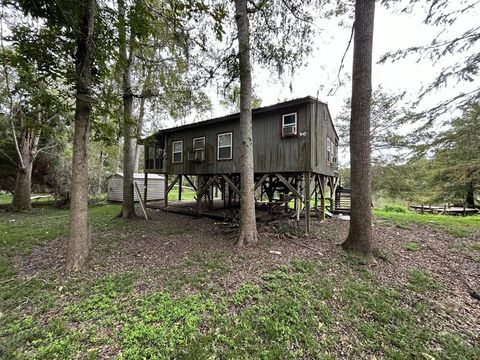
xmin=164 ymin=175 xmax=169 ymax=210
xmin=305 ymin=172 xmax=311 ymax=233
xmin=196 ymin=175 xmax=201 ymax=216
xmin=144 ymin=172 xmax=148 ymax=203
xmin=320 ymin=176 xmax=325 ymax=220
xmin=178 ymin=175 xmax=182 ymax=201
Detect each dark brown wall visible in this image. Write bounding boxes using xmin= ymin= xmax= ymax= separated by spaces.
xmin=146 ymin=98 xmax=339 ymax=176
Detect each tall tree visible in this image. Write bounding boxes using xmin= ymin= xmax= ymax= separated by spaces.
xmin=234 ymin=0 xmax=257 ymax=245
xmin=0 ymin=14 xmax=65 ymax=212
xmin=66 ymin=0 xmax=96 ymax=271
xmin=210 ymin=0 xmax=315 ymax=246
xmin=342 ymin=0 xmax=375 ymax=255
xmin=428 ymin=105 xmax=480 ymax=208
xmin=117 ymin=0 xmax=135 ymax=218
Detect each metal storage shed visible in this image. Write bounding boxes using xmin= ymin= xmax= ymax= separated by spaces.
xmin=107 ymin=172 xmax=164 ymax=202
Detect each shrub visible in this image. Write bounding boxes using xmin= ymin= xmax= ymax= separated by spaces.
xmin=383 ymin=204 xmax=407 ymax=213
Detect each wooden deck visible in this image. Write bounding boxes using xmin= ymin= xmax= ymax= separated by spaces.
xmin=146 ymin=199 xmax=327 ymax=224
xmin=409 ymin=205 xmax=479 ymax=216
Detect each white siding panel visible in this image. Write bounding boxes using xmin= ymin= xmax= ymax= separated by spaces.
xmin=107 ymin=176 xmax=164 ymax=202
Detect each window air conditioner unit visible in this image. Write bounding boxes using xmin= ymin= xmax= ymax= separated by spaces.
xmin=188 ymin=150 xmax=205 ymax=162
xmin=283 ymin=125 xmax=296 ymax=136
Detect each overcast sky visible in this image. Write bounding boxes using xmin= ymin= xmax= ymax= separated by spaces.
xmin=201 ymin=2 xmax=479 ymax=126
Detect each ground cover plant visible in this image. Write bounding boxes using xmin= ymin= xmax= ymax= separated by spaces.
xmin=1 ymin=202 xmax=479 ymax=359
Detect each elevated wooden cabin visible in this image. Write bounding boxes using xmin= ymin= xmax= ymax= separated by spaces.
xmin=143 ymin=97 xmax=341 ymax=232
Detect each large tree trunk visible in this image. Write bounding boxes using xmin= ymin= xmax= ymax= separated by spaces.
xmin=10 ymin=126 xmax=39 ymax=212
xmin=234 ymin=0 xmax=258 ymax=246
xmin=66 ymin=0 xmax=96 ymax=272
xmin=11 ymin=165 xmax=32 ymax=211
xmin=133 ymin=95 xmax=146 ymax=172
xmin=118 ymin=0 xmax=136 ymax=218
xmin=342 ymin=0 xmax=375 ymax=255
xmin=465 ymin=180 xmax=475 ymax=208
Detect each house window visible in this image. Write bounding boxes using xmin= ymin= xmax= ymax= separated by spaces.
xmin=192 ymin=137 xmax=205 ymax=151
xmin=146 ymin=146 xmax=155 ymax=169
xmin=217 ymin=132 xmax=232 ymax=160
xmin=172 ymin=140 xmax=183 ymax=163
xmin=282 ymin=113 xmax=297 ymax=137
xmin=326 ymin=137 xmax=332 ymax=165
xmin=333 ymin=140 xmax=338 ymax=164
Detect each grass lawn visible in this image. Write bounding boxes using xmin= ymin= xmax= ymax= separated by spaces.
xmin=1 ymin=203 xmax=479 ymax=359
xmin=167 ymin=186 xmax=197 ymax=201
xmin=374 ymin=207 xmax=480 ymax=237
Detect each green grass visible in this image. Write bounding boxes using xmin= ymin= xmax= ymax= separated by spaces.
xmin=1 ymin=204 xmax=479 ymax=359
xmin=374 ymin=208 xmax=480 ymax=237
xmin=408 ymin=269 xmax=442 ymax=293
xmin=0 ymin=193 xmax=12 ymax=205
xmin=404 ymin=242 xmax=420 ymax=251
xmin=0 ymin=193 xmax=56 ymax=206
xmin=168 ymin=186 xmax=197 ymax=201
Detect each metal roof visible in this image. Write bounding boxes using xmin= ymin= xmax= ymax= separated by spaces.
xmin=107 ymin=172 xmax=164 ymax=180
xmin=157 ymin=96 xmax=320 ymax=134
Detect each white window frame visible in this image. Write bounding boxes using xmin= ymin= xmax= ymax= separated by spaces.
xmin=192 ymin=136 xmax=206 ymax=151
xmin=282 ymin=112 xmax=297 ymax=137
xmin=172 ymin=140 xmax=183 ymax=163
xmin=326 ymin=137 xmax=332 ymax=165
xmin=217 ymin=132 xmax=233 ymax=160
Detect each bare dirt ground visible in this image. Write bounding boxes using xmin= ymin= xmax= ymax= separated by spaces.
xmin=16 ymin=208 xmax=480 ymax=341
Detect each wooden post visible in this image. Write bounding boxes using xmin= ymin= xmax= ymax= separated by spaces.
xmin=164 ymin=175 xmax=169 ymax=210
xmin=178 ymin=175 xmax=182 ymax=201
xmin=320 ymin=176 xmax=325 ymax=221
xmin=144 ymin=172 xmax=148 ymax=203
xmin=443 ymin=204 xmax=446 ymax=214
xmin=134 ymin=181 xmax=148 ymax=220
xmin=463 ymin=203 xmax=466 ymax=217
xmin=421 ymin=204 xmax=424 ymax=214
xmin=304 ymin=172 xmax=311 ymax=234
xmin=329 ymin=177 xmax=334 ymax=213
xmin=295 ymin=177 xmax=301 ymax=226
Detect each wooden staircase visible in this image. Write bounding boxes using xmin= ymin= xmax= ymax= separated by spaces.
xmin=334 ymin=187 xmax=351 ymax=214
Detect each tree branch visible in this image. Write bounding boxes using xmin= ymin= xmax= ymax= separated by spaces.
xmin=0 ymin=149 xmax=19 ymax=167
xmin=328 ymin=20 xmax=355 ymax=96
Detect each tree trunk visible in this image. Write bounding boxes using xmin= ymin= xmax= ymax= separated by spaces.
xmin=133 ymin=95 xmax=146 ymax=172
xmin=97 ymin=150 xmax=104 ymax=195
xmin=118 ymin=0 xmax=136 ymax=218
xmin=11 ymin=165 xmax=32 ymax=211
xmin=342 ymin=0 xmax=375 ymax=255
xmin=66 ymin=0 xmax=95 ymax=272
xmin=234 ymin=0 xmax=258 ymax=246
xmin=465 ymin=180 xmax=475 ymax=208
xmin=10 ymin=127 xmax=39 ymax=212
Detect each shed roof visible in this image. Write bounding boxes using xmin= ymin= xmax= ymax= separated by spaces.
xmin=107 ymin=172 xmax=164 ymax=180
xmin=141 ymin=96 xmax=338 ymax=143
xmin=160 ymin=96 xmax=319 ymax=133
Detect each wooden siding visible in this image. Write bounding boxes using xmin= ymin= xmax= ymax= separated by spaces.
xmin=310 ymin=102 xmax=338 ymax=176
xmin=164 ymin=103 xmax=311 ymax=175
xmin=145 ymin=97 xmax=339 ymax=176
xmin=107 ymin=175 xmax=164 ymax=202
